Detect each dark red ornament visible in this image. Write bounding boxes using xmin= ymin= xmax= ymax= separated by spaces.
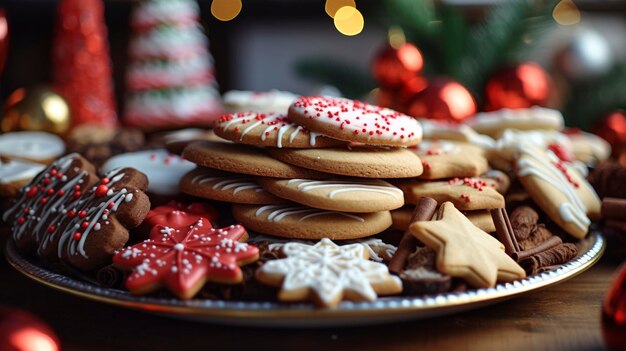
xmin=372 ymin=43 xmax=424 ymax=88
xmin=0 ymin=8 xmax=8 ymax=76
xmin=602 ymin=263 xmax=626 ymax=351
xmin=595 ymin=110 xmax=626 ymax=151
xmin=485 ymin=62 xmax=552 ymax=111
xmin=407 ymin=78 xmax=477 ymax=123
xmin=0 ymin=307 xmax=60 ymax=351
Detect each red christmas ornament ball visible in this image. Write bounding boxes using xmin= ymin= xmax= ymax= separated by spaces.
xmin=0 ymin=8 xmax=9 ymax=75
xmin=372 ymin=43 xmax=424 ymax=88
xmin=0 ymin=308 xmax=60 ymax=351
xmin=407 ymin=78 xmax=477 ymax=123
xmin=602 ymin=263 xmax=626 ymax=350
xmin=485 ymin=62 xmax=552 ymax=111
xmin=594 ymin=110 xmax=626 ymax=151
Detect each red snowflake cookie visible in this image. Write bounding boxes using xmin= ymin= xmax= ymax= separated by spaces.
xmin=113 ymin=218 xmax=259 ymax=299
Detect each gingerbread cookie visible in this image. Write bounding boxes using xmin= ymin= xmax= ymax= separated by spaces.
xmin=480 ymin=169 xmax=511 ymax=194
xmin=564 ymin=129 xmax=611 ymax=166
xmin=223 ymin=89 xmax=299 ymax=114
xmin=516 ymin=144 xmax=601 ymax=239
xmin=267 ymin=146 xmax=423 ymax=178
xmin=5 ymin=154 xmax=151 ymax=270
xmin=391 ymin=206 xmax=495 ymax=233
xmin=180 ymin=167 xmax=284 ymax=205
xmin=114 ymin=219 xmax=259 ymax=299
xmin=419 ymin=118 xmax=495 ymax=150
xmin=392 ymin=177 xmax=505 ymax=211
xmin=468 ymin=107 xmax=564 ymax=138
xmin=213 ymin=112 xmax=345 ymax=148
xmin=182 ymin=141 xmax=328 ymax=179
xmin=258 ymin=178 xmax=404 ymax=212
xmin=288 ymin=96 xmax=422 ymax=147
xmin=255 ymin=238 xmax=402 ymax=308
xmin=411 ymin=140 xmax=488 ymax=180
xmin=0 ymin=158 xmax=45 ymax=197
xmin=0 ymin=131 xmax=65 ymax=164
xmin=232 ymin=204 xmax=392 ymax=240
xmin=410 ymin=202 xmax=526 ymax=288
xmin=101 ymin=149 xmax=196 ymax=196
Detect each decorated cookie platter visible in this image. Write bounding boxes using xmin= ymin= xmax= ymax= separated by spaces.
xmin=6 ymin=232 xmax=603 ymax=327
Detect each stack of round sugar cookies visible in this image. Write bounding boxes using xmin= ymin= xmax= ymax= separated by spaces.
xmin=180 ymin=95 xmax=425 ymax=240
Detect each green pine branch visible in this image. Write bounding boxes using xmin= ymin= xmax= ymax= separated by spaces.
xmin=564 ymin=64 xmax=626 ymax=130
xmin=455 ymin=0 xmax=558 ymax=101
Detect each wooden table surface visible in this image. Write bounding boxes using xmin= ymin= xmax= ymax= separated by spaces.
xmin=0 ymin=234 xmax=621 ymax=351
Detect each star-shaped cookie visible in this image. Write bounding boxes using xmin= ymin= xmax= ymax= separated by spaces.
xmin=409 ymin=202 xmax=526 ymax=288
xmin=113 ymin=218 xmax=259 ymax=299
xmin=255 ymin=238 xmax=402 ymax=308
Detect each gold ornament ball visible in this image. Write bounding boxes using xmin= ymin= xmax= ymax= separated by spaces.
xmin=1 ymin=86 xmax=71 ymax=135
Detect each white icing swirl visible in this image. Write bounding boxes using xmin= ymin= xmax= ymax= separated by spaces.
xmin=255 ymin=205 xmax=365 ymax=223
xmin=285 ymin=179 xmax=403 ymax=199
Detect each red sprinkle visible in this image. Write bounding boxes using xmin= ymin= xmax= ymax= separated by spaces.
xmin=47 ymin=225 xmax=56 ymax=233
xmin=101 ymin=178 xmax=110 ymax=185
xmin=95 ymin=185 xmax=109 ymax=197
xmin=18 ymin=217 xmax=25 ymax=224
xmin=68 ymin=210 xmax=76 ymax=218
xmin=73 ymin=232 xmax=82 ymax=241
xmin=81 ymin=221 xmax=90 ymax=229
xmin=78 ymin=211 xmax=87 ymax=218
xmin=26 ymin=187 xmax=38 ymax=198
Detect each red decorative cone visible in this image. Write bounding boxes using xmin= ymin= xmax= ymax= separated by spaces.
xmin=52 ymin=0 xmax=117 ymax=128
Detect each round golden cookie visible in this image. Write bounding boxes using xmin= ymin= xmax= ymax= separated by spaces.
xmin=411 ymin=140 xmax=489 ymax=180
xmin=267 ymin=147 xmax=423 ymax=178
xmin=180 ymin=167 xmax=285 ymax=205
xmin=213 ymin=112 xmax=345 ymax=148
xmin=182 ymin=141 xmax=328 ymax=179
xmin=288 ymin=96 xmax=422 ymax=147
xmin=390 ymin=206 xmax=495 ymax=233
xmin=258 ymin=178 xmax=404 ymax=213
xmin=232 ymin=203 xmax=392 ymax=240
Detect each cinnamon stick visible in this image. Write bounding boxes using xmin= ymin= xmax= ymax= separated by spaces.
xmin=512 ymin=235 xmax=562 ymax=261
xmin=388 ymin=197 xmax=438 ymax=274
xmin=490 ymin=208 xmax=521 ymax=255
xmin=519 ymin=243 xmax=578 ymax=275
xmin=601 ymin=198 xmax=626 ymax=221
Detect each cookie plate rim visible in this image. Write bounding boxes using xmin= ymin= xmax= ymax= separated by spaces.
xmin=5 ymin=232 xmax=605 ymax=327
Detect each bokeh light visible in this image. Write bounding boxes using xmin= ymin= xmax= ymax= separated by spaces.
xmin=553 ymin=0 xmax=581 ymax=26
xmin=211 ymin=0 xmax=242 ymax=22
xmin=325 ymin=0 xmax=356 ymax=18
xmin=333 ymin=6 xmax=364 ymax=36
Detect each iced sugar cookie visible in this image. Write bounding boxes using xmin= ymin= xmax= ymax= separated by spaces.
xmin=516 ymin=144 xmax=600 ymax=239
xmin=255 ymin=238 xmax=402 ymax=308
xmin=288 ymin=96 xmax=422 ymax=147
xmin=258 ymin=178 xmax=404 ymax=213
xmin=223 ymin=89 xmax=299 ymax=114
xmin=179 ymin=167 xmax=284 ymax=205
xmin=213 ymin=112 xmax=344 ymax=148
xmin=232 ymin=204 xmax=392 ymax=240
xmin=267 ymin=146 xmax=423 ymax=178
xmin=468 ymin=106 xmax=564 ymax=138
xmin=0 ymin=131 xmax=65 ymax=164
xmin=182 ymin=141 xmax=328 ymax=179
xmin=101 ymin=149 xmax=196 ymax=196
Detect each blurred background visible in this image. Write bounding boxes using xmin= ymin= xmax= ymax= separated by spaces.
xmin=0 ymin=0 xmax=625 ymax=130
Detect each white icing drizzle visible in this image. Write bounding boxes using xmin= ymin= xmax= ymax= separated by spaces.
xmin=411 ymin=140 xmax=461 ymax=156
xmin=255 ymin=205 xmax=365 ymax=223
xmin=516 ymin=145 xmax=590 ymax=233
xmin=285 ymin=179 xmax=403 ymax=199
xmin=217 ymin=112 xmax=320 ymax=148
xmin=258 ymin=238 xmax=402 ymax=305
xmin=191 ymin=173 xmax=264 ymax=194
